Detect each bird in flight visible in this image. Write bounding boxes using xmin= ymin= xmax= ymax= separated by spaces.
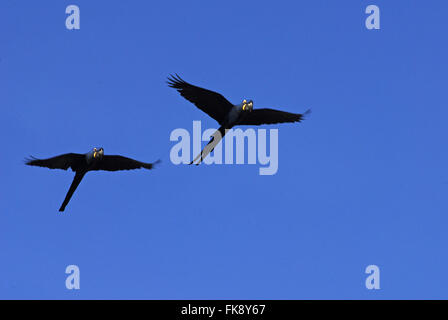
xmin=25 ymin=148 xmax=160 ymax=212
xmin=168 ymin=74 xmax=310 ymax=165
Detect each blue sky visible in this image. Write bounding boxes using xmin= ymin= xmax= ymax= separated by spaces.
xmin=1 ymin=1 xmax=447 ymax=299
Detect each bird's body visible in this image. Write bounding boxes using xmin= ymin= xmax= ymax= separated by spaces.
xmin=25 ymin=148 xmax=159 ymax=212
xmin=222 ymin=103 xmax=244 ymax=127
xmin=168 ymin=74 xmax=310 ymax=164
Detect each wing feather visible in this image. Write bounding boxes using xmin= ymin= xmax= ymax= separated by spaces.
xmin=25 ymin=153 xmax=85 ymax=171
xmin=239 ymin=108 xmax=311 ymax=126
xmin=93 ymin=156 xmax=160 ymax=172
xmin=167 ymin=74 xmax=233 ymax=124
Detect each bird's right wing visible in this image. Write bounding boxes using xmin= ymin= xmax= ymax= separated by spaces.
xmin=167 ymin=74 xmax=234 ymax=124
xmin=25 ymin=153 xmax=85 ymax=171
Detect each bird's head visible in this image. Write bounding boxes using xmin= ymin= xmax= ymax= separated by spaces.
xmin=93 ymin=147 xmax=104 ymax=159
xmin=242 ymin=99 xmax=253 ymax=112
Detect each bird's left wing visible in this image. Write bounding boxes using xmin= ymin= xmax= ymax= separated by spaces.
xmin=239 ymin=108 xmax=311 ymax=126
xmin=93 ymin=155 xmax=160 ymax=171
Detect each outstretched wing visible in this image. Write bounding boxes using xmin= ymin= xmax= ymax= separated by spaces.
xmin=93 ymin=156 xmax=160 ymax=172
xmin=25 ymin=153 xmax=85 ymax=171
xmin=167 ymin=74 xmax=233 ymax=124
xmin=239 ymin=108 xmax=311 ymax=126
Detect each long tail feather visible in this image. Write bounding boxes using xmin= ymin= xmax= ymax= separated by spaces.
xmin=59 ymin=171 xmax=86 ymax=212
xmin=190 ymin=126 xmax=226 ymax=165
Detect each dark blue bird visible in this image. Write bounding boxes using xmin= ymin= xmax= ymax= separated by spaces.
xmin=26 ymin=148 xmax=160 ymax=212
xmin=168 ymin=74 xmax=310 ymax=164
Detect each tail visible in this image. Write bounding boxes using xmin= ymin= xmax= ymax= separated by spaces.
xmin=189 ymin=126 xmax=227 ymax=165
xmin=59 ymin=172 xmax=86 ymax=212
